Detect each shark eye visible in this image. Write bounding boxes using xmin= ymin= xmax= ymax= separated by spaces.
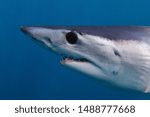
xmin=66 ymin=32 xmax=78 ymax=44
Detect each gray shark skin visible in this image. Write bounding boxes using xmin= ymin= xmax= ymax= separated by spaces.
xmin=21 ymin=26 xmax=150 ymax=93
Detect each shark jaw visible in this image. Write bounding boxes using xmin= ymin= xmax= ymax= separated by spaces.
xmin=60 ymin=57 xmax=107 ymax=80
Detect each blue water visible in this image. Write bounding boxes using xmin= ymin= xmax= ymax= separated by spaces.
xmin=1 ymin=0 xmax=150 ymax=99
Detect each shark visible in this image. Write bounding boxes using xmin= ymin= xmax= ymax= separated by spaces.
xmin=21 ymin=26 xmax=150 ymax=93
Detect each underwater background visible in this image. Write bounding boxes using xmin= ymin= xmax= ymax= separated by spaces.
xmin=1 ymin=0 xmax=150 ymax=99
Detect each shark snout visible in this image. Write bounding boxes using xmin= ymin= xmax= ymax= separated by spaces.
xmin=20 ymin=26 xmax=31 ymax=35
xmin=20 ymin=26 xmax=53 ymax=41
xmin=20 ymin=26 xmax=39 ymax=38
xmin=21 ymin=26 xmax=66 ymax=47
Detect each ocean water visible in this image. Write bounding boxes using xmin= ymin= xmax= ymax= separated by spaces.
xmin=1 ymin=0 xmax=150 ymax=99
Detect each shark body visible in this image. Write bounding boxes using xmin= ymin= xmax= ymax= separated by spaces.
xmin=21 ymin=26 xmax=150 ymax=93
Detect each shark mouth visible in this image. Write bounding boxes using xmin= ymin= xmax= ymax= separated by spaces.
xmin=60 ymin=56 xmax=104 ymax=81
xmin=61 ymin=56 xmax=103 ymax=72
xmin=61 ymin=57 xmax=89 ymax=63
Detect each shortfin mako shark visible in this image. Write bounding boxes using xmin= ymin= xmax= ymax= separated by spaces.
xmin=21 ymin=26 xmax=150 ymax=93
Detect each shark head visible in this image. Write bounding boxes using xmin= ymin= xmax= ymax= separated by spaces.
xmin=21 ymin=26 xmax=122 ymax=81
xmin=21 ymin=26 xmax=150 ymax=92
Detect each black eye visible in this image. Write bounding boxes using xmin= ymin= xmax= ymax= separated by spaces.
xmin=66 ymin=32 xmax=78 ymax=44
